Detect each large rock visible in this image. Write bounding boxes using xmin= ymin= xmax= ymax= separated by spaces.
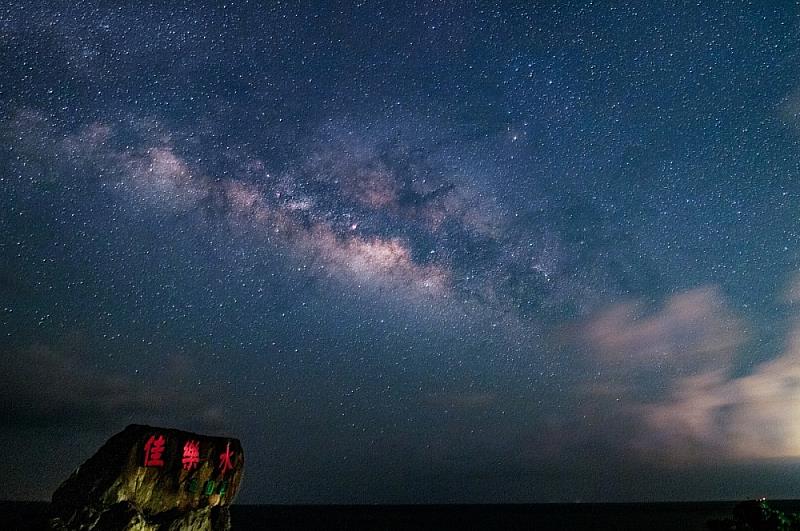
xmin=48 ymin=424 xmax=244 ymax=531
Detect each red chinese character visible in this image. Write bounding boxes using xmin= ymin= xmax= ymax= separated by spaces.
xmin=182 ymin=440 xmax=200 ymax=471
xmin=218 ymin=441 xmax=235 ymax=475
xmin=143 ymin=434 xmax=165 ymax=467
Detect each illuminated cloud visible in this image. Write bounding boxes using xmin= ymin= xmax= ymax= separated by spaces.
xmin=582 ymin=282 xmax=800 ymax=463
xmin=639 ymin=315 xmax=800 ymax=461
xmin=583 ymin=286 xmax=743 ymax=375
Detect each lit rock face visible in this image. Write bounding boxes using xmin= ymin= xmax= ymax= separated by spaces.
xmin=48 ymin=424 xmax=244 ymax=531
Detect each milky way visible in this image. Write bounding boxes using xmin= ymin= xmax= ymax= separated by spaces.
xmin=4 ymin=2 xmax=800 ymax=503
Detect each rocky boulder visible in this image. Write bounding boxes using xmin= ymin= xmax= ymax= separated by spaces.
xmin=48 ymin=424 xmax=244 ymax=531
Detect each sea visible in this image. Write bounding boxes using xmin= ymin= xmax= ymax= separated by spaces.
xmin=5 ymin=500 xmax=800 ymax=530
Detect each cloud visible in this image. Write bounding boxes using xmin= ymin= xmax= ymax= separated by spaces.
xmin=638 ymin=319 xmax=800 ymax=461
xmin=583 ymin=286 xmax=744 ymax=375
xmin=785 ymin=275 xmax=800 ymax=304
xmin=0 ymin=342 xmax=225 ymax=432
xmin=580 ymin=282 xmax=800 ymax=463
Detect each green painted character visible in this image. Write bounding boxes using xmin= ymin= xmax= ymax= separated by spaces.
xmin=204 ymin=480 xmax=216 ymax=496
xmin=187 ymin=478 xmax=199 ymax=493
xmin=218 ymin=481 xmax=228 ymax=496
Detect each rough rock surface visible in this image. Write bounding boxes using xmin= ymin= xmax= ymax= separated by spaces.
xmin=48 ymin=424 xmax=244 ymax=531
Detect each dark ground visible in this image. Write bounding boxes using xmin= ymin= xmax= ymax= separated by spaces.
xmin=0 ymin=500 xmax=780 ymax=530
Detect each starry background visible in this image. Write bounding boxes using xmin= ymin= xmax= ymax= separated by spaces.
xmin=3 ymin=1 xmax=800 ymax=503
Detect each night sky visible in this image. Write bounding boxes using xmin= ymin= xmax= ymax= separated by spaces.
xmin=4 ymin=1 xmax=800 ymax=503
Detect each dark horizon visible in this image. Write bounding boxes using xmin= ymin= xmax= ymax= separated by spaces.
xmin=4 ymin=1 xmax=800 ymax=504
xmin=0 ymin=499 xmax=784 ymax=531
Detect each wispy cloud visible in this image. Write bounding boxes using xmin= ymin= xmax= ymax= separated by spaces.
xmin=639 ymin=313 xmax=800 ymax=461
xmin=1 ymin=342 xmax=225 ymax=432
xmin=580 ymin=282 xmax=800 ymax=463
xmin=583 ymin=286 xmax=743 ymax=375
